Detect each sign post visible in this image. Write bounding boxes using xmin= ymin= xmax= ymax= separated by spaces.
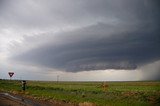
xmin=8 ymin=72 xmax=14 ymax=80
xmin=22 ymin=80 xmax=26 ymax=91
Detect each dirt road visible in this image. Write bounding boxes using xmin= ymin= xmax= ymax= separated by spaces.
xmin=0 ymin=92 xmax=71 ymax=106
xmin=0 ymin=94 xmax=28 ymax=106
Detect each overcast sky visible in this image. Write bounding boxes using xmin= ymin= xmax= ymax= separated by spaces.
xmin=0 ymin=0 xmax=160 ymax=81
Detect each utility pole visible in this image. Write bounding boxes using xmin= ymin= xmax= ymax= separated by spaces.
xmin=57 ymin=75 xmax=59 ymax=83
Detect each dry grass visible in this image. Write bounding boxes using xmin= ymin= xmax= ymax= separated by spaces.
xmin=79 ymin=102 xmax=96 ymax=106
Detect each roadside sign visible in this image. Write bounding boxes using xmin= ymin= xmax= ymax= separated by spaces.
xmin=8 ymin=72 xmax=14 ymax=78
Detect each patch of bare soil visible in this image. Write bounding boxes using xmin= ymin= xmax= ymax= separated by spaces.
xmin=0 ymin=95 xmax=27 ymax=106
xmin=0 ymin=92 xmax=76 ymax=106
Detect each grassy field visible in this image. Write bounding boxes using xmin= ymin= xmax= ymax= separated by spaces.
xmin=0 ymin=79 xmax=160 ymax=106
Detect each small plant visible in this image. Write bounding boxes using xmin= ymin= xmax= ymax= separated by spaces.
xmin=101 ymin=82 xmax=109 ymax=92
xmin=82 ymin=92 xmax=86 ymax=98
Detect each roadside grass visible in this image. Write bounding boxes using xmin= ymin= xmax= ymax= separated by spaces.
xmin=0 ymin=79 xmax=160 ymax=106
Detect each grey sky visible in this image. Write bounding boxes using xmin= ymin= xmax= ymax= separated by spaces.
xmin=0 ymin=0 xmax=160 ymax=81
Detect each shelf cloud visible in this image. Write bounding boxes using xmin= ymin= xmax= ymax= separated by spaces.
xmin=12 ymin=22 xmax=160 ymax=72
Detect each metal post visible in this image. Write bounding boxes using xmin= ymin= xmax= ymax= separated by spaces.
xmin=22 ymin=80 xmax=26 ymax=91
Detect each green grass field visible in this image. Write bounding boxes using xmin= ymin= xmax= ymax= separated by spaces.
xmin=0 ymin=79 xmax=160 ymax=106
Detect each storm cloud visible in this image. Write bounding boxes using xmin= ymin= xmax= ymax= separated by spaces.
xmin=1 ymin=0 xmax=160 ymax=73
xmin=12 ymin=21 xmax=160 ymax=72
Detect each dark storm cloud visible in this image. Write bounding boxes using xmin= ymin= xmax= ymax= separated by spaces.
xmin=1 ymin=0 xmax=159 ymax=29
xmin=13 ymin=22 xmax=160 ymax=72
xmin=10 ymin=0 xmax=160 ymax=72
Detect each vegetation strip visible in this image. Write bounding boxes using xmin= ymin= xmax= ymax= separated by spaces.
xmin=0 ymin=80 xmax=160 ymax=106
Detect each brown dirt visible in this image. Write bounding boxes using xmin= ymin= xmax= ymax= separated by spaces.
xmin=0 ymin=95 xmax=28 ymax=106
xmin=0 ymin=92 xmax=76 ymax=106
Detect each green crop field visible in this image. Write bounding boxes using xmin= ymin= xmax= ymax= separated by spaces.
xmin=0 ymin=79 xmax=160 ymax=106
